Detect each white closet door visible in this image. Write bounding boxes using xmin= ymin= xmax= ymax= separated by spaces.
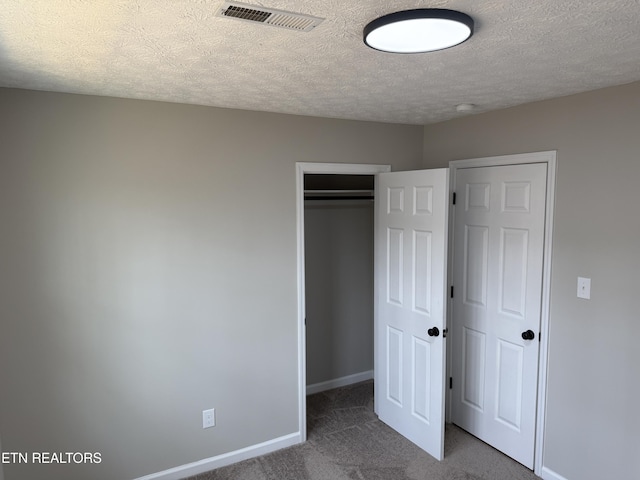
xmin=375 ymin=168 xmax=449 ymax=460
xmin=451 ymin=163 xmax=547 ymax=468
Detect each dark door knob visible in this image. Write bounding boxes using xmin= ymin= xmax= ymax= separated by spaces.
xmin=522 ymin=330 xmax=535 ymax=341
xmin=427 ymin=327 xmax=440 ymax=337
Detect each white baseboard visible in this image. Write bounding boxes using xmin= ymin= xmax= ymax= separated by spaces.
xmin=133 ymin=432 xmax=301 ymax=480
xmin=306 ymin=370 xmax=374 ymax=395
xmin=540 ymin=466 xmax=569 ymax=480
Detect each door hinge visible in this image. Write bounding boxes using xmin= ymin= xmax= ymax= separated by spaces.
xmin=450 ymin=286 xmax=454 ymax=298
xmin=452 ymin=192 xmax=456 ymax=205
xmin=449 ymin=377 xmax=453 ymax=389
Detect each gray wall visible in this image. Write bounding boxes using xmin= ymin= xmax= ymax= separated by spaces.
xmin=304 ymin=201 xmax=374 ymax=386
xmin=0 ymin=88 xmax=424 ymax=480
xmin=0 ymin=434 xmax=4 ymax=480
xmin=422 ymin=81 xmax=640 ymax=480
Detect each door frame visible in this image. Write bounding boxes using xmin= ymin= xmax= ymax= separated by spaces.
xmin=447 ymin=151 xmax=556 ymax=476
xmin=296 ymin=162 xmax=391 ymax=441
xmin=295 ymin=152 xmax=556 ymax=473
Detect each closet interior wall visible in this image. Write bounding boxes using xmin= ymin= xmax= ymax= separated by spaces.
xmin=304 ymin=175 xmax=375 ymax=390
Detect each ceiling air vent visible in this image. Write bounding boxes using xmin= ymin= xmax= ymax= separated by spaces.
xmin=218 ymin=2 xmax=324 ymax=32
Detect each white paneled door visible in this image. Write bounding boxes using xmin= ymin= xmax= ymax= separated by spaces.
xmin=375 ymin=169 xmax=449 ymax=460
xmin=451 ymin=163 xmax=547 ymax=468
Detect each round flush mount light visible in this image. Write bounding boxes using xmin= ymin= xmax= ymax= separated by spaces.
xmin=363 ymin=8 xmax=474 ymax=54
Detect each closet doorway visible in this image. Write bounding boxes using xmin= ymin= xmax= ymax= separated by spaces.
xmin=304 ymin=173 xmax=375 ymax=395
xmin=296 ymin=163 xmax=390 ymax=441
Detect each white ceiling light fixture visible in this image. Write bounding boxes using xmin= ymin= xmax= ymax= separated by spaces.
xmin=363 ymin=8 xmax=474 ymax=54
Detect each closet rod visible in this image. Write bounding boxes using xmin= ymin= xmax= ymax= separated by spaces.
xmin=304 ymin=195 xmax=374 ymax=201
xmin=304 ymin=189 xmax=374 ymax=201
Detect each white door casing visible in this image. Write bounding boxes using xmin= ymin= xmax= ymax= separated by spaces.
xmin=375 ymin=169 xmax=449 ymax=460
xmin=450 ymin=163 xmax=547 ymax=469
xmin=296 ymin=162 xmax=391 ymax=442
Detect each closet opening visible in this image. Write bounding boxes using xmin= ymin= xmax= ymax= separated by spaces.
xmin=296 ymin=163 xmax=390 ymax=442
xmin=303 ymin=174 xmax=376 ymax=409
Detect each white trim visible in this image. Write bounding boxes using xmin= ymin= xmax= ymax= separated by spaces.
xmin=296 ymin=162 xmax=391 ymax=443
xmin=536 ymin=153 xmax=556 ymax=477
xmin=448 ymin=151 xmax=556 ymax=170
xmin=132 ymin=433 xmax=301 ymax=480
xmin=296 ymin=162 xmax=390 ymax=175
xmin=448 ymin=150 xmax=556 ymax=477
xmin=306 ymin=370 xmax=374 ymax=395
xmin=540 ymin=466 xmax=569 ymax=480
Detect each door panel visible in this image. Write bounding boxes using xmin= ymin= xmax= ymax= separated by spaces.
xmin=451 ymin=163 xmax=546 ymax=468
xmin=499 ymin=227 xmax=528 ymax=316
xmin=375 ymin=169 xmax=448 ymax=461
xmin=387 ymin=326 xmax=403 ymax=405
xmin=464 ymin=225 xmax=489 ymax=306
xmin=413 ymin=230 xmax=432 ymax=314
xmin=496 ymin=339 xmax=524 ymax=429
xmin=387 ymin=228 xmax=404 ymax=305
xmin=462 ymin=327 xmax=486 ymax=411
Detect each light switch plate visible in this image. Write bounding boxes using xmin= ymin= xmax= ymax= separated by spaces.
xmin=577 ymin=277 xmax=591 ymax=299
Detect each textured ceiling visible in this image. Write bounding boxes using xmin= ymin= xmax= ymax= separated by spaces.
xmin=0 ymin=0 xmax=639 ymax=125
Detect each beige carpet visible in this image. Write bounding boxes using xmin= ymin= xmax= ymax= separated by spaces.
xmin=185 ymin=381 xmax=541 ymax=480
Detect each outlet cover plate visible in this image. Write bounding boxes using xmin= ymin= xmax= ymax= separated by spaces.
xmin=203 ymin=408 xmax=215 ymax=428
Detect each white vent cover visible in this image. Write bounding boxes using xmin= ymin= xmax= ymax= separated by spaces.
xmin=218 ymin=2 xmax=324 ymax=32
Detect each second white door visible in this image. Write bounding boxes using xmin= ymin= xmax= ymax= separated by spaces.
xmin=452 ymin=163 xmax=547 ymax=468
xmin=450 ymin=163 xmax=547 ymax=468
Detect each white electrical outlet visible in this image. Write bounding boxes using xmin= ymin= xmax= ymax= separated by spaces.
xmin=202 ymin=408 xmax=215 ymax=429
xmin=577 ymin=277 xmax=591 ymax=300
